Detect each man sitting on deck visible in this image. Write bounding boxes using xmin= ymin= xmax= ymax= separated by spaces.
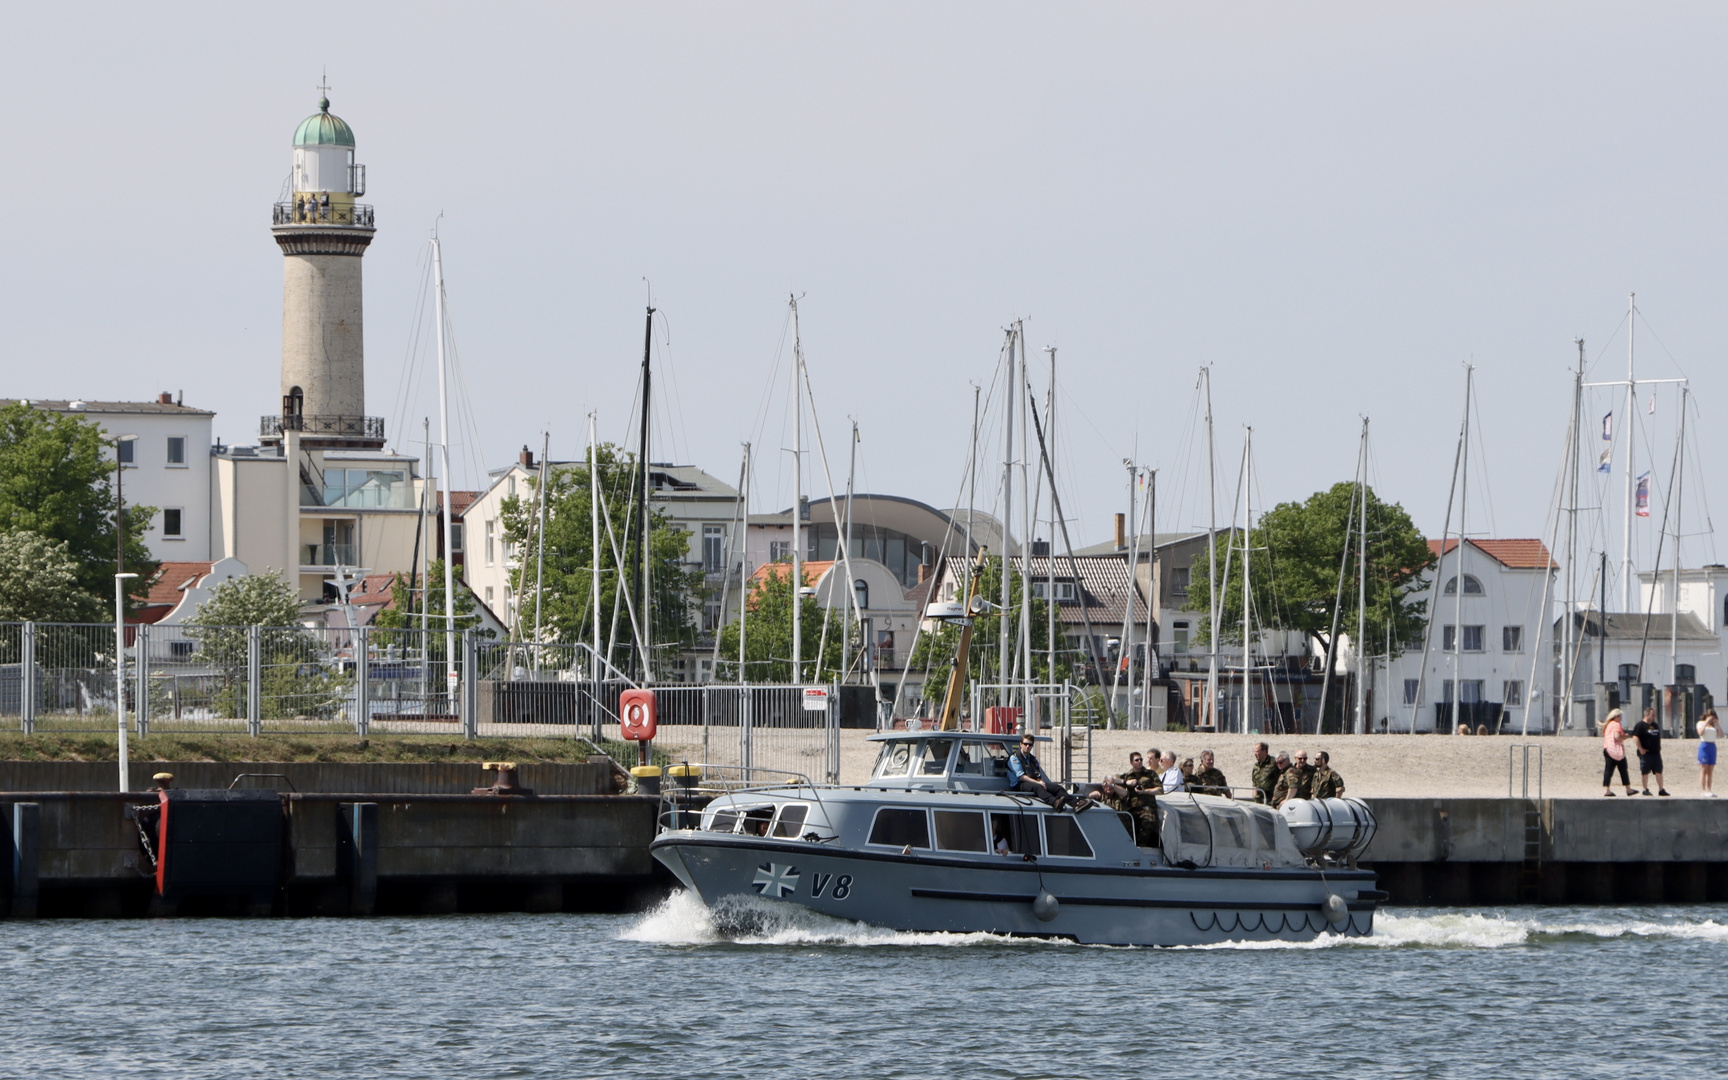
xmin=1009 ymin=735 xmax=1086 ymax=811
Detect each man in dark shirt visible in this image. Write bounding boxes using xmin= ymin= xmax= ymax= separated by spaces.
xmin=1630 ymin=707 xmax=1668 ymax=796
xmin=1008 ymin=735 xmax=1085 ymax=810
xmin=1250 ymin=742 xmax=1279 ymax=804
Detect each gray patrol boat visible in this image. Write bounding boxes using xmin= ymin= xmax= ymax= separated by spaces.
xmin=650 ymin=731 xmax=1385 ymax=946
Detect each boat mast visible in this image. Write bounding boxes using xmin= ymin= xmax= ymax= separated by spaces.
xmin=790 ymin=295 xmax=804 ymax=686
xmin=589 ymin=413 xmax=602 ymax=686
xmin=1112 ymin=458 xmax=1138 ymax=725
xmin=1563 ymin=340 xmax=1582 ymax=730
xmin=1240 ymin=429 xmax=1253 ymax=733
xmin=637 ymin=305 xmax=655 ymax=683
xmin=1000 ymin=325 xmax=1016 ymax=709
xmin=1622 ymin=293 xmax=1636 ymax=609
xmin=738 ymin=443 xmax=751 ymax=684
xmin=531 ymin=430 xmax=550 ymax=654
xmin=843 ymin=420 xmax=858 ymax=682
xmin=1671 ymin=390 xmax=1686 ymax=685
xmin=1452 ymin=365 xmax=1472 ymax=731
xmin=1202 ymin=367 xmax=1219 ymax=731
xmin=419 ymin=416 xmax=430 ymax=654
xmin=430 ymin=236 xmax=457 ymax=701
xmin=1143 ymin=468 xmax=1157 ymax=728
xmin=1043 ymin=348 xmax=1057 ymax=691
xmin=1355 ymin=417 xmax=1369 ymax=736
xmin=1018 ymin=329 xmax=1034 ymax=706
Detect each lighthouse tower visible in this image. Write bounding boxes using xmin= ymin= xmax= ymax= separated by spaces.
xmin=267 ymin=91 xmax=382 ymax=449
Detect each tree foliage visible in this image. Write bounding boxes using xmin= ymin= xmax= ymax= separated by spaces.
xmin=184 ymin=571 xmax=348 ymax=720
xmin=907 ymin=558 xmax=1070 ymax=709
xmin=713 ymin=563 xmax=851 ymax=684
xmin=499 ymin=444 xmax=702 ymax=673
xmin=371 ymin=559 xmax=493 ymax=657
xmin=1186 ymin=482 xmax=1433 ymax=657
xmin=0 ymin=402 xmax=156 ymax=612
xmin=0 ymin=530 xmax=105 ymax=622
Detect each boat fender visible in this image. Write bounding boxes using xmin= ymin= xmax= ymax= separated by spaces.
xmin=1322 ymin=893 xmax=1349 ymax=927
xmin=1032 ymin=890 xmax=1060 ymax=922
xmin=1175 ymin=859 xmax=1198 ymax=871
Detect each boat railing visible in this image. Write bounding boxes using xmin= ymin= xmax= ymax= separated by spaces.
xmin=657 ymin=762 xmax=835 ymax=835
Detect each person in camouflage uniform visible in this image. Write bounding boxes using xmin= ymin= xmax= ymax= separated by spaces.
xmin=1250 ymin=743 xmax=1281 ymax=804
xmin=1309 ymin=750 xmax=1345 ymax=800
xmin=1191 ymin=749 xmax=1229 ymax=796
xmin=1272 ymin=750 xmax=1316 ymax=807
xmin=1099 ymin=752 xmax=1160 ymax=846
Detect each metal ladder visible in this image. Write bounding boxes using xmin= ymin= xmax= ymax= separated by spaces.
xmin=1509 ymin=744 xmax=1544 ymax=902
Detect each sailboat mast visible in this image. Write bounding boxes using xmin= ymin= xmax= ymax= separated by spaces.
xmin=790 ymin=297 xmax=804 ymax=686
xmin=1452 ymin=366 xmax=1472 ymax=730
xmin=1671 ymin=390 xmax=1686 ymax=684
xmin=589 ymin=413 xmax=602 ymax=685
xmin=638 ymin=306 xmax=655 ymax=682
xmin=1240 ymin=430 xmax=1253 ymax=733
xmin=1000 ymin=325 xmax=1016 ymax=705
xmin=1564 ymin=340 xmax=1583 ymax=730
xmin=532 ymin=430 xmax=550 ymax=651
xmin=1044 ymin=347 xmax=1057 ymax=693
xmin=430 ymin=237 xmax=458 ymax=701
xmin=1622 ymin=293 xmax=1636 ymax=609
xmin=844 ymin=420 xmax=858 ymax=682
xmin=1203 ymin=368 xmax=1219 ymax=731
xmin=738 ymin=443 xmax=751 ymax=685
xmin=1114 ymin=461 xmax=1139 ymax=726
xmin=1355 ymin=418 xmax=1369 ymax=735
xmin=1019 ymin=330 xmax=1033 ymax=704
xmin=419 ymin=417 xmax=431 ymax=648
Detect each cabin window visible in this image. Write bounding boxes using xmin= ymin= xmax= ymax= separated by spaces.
xmin=1205 ymin=805 xmax=1251 ymax=850
xmin=708 ymin=809 xmax=739 ymax=833
xmin=989 ymin=813 xmax=1040 ymax=857
xmin=868 ymin=808 xmax=930 ymax=848
xmin=771 ymin=804 xmax=809 ymax=838
xmin=1251 ymin=809 xmax=1278 ymax=852
xmin=1043 ymin=816 xmax=1094 ymax=859
xmin=953 ymin=741 xmax=1007 ymax=777
xmin=871 ymin=742 xmax=915 ymax=779
xmin=917 ymin=739 xmax=955 ymax=775
xmin=739 ymin=806 xmax=775 ymax=837
xmin=933 ymin=810 xmax=988 ymax=852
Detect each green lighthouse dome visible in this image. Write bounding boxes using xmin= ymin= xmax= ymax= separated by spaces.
xmin=293 ymin=96 xmax=355 ymax=148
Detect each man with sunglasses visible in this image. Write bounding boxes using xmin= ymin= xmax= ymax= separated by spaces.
xmin=1008 ymin=734 xmax=1087 ymax=811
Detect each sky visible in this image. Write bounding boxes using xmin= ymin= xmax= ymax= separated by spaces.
xmin=4 ymin=3 xmax=1725 ymax=597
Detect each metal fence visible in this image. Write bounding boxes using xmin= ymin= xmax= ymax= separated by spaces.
xmin=0 ymin=622 xmax=843 ymax=776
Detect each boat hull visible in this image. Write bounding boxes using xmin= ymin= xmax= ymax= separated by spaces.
xmin=651 ymin=832 xmax=1377 ymax=946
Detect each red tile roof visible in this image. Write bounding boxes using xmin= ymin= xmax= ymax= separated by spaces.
xmin=135 ymin=561 xmax=215 ymax=624
xmin=1428 ymin=538 xmax=1556 ymax=570
xmin=748 ymin=560 xmax=836 ymax=588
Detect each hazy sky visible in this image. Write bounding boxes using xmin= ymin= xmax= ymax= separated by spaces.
xmin=5 ymin=3 xmax=1725 ymax=590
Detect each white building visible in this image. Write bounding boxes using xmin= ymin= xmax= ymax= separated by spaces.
xmin=1382 ymin=538 xmax=1557 ymax=733
xmin=21 ymin=396 xmax=215 ymax=562
xmin=1637 ymin=564 xmax=1728 ymax=691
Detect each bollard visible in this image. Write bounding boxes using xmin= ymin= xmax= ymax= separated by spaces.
xmin=631 ymin=765 xmax=662 ymax=797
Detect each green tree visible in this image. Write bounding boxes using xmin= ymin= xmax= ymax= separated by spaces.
xmin=1187 ymin=482 xmax=1434 ymax=660
xmin=185 ymin=571 xmax=349 ymax=720
xmin=0 ymin=530 xmax=105 ymax=622
xmin=371 ymin=559 xmax=493 ymax=658
xmin=0 ymin=402 xmax=156 ymax=611
xmin=714 ymin=562 xmax=851 ymax=683
xmin=499 ymin=443 xmax=702 ymax=674
xmin=906 ymin=558 xmax=1070 ymax=703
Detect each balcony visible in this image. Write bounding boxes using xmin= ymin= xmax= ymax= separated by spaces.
xmin=273 ymin=201 xmax=375 ymax=227
xmin=263 ymin=415 xmax=385 ymax=440
xmin=304 ymin=543 xmax=358 ymax=567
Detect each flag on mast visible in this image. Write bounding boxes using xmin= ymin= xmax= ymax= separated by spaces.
xmin=1635 ymin=472 xmax=1651 ymax=518
xmin=1648 ymin=394 xmax=1656 ymax=415
xmin=1598 ymin=447 xmax=1612 ymax=474
xmin=1602 ymin=412 xmax=1613 ymax=441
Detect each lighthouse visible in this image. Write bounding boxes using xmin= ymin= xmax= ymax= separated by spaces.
xmin=267 ymin=90 xmax=382 ymax=449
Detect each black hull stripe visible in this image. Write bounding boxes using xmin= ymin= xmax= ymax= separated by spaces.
xmin=909 ymin=889 xmax=1377 ymax=912
xmin=652 ymin=835 xmax=1376 ymax=882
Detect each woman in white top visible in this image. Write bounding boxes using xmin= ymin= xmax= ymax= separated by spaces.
xmin=1697 ymin=709 xmax=1721 ymax=798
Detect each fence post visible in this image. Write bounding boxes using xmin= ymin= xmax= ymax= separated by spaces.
xmin=461 ymin=630 xmax=477 ymax=740
xmin=20 ymin=621 xmax=35 ymax=735
xmin=828 ymin=680 xmax=840 ymax=783
xmin=741 ymin=685 xmax=753 ymax=777
xmin=134 ymin=622 xmax=149 ymax=737
xmin=247 ymin=624 xmax=262 ymax=737
xmin=355 ymin=626 xmax=370 ymax=737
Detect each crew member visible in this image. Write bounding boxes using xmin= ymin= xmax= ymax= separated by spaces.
xmin=1250 ymin=742 xmax=1279 ymax=804
xmin=1310 ymin=751 xmax=1345 ymax=800
xmin=1191 ymin=750 xmax=1228 ymax=796
xmin=1009 ymin=735 xmax=1085 ymax=810
xmin=1273 ymin=751 xmax=1316 ymax=807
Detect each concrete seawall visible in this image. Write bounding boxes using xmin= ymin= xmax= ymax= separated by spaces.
xmin=0 ymin=761 xmax=620 ymax=795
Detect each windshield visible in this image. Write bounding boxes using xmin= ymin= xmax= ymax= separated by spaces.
xmin=871 ymin=742 xmax=915 ymax=779
xmin=916 ymin=739 xmax=955 ymax=775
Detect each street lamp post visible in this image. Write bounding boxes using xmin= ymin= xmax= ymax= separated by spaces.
xmin=112 ymin=433 xmax=138 ymax=793
xmin=115 ymin=571 xmax=139 ymax=792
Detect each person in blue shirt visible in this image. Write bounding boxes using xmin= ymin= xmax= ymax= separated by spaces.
xmin=1008 ymin=734 xmax=1087 ymax=811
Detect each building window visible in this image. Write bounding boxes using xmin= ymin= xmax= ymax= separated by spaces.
xmin=703 ymin=525 xmax=725 ymax=573
xmin=1033 ymin=581 xmax=1078 ymax=601
xmin=450 ymin=522 xmax=464 ymax=552
xmin=1173 ymin=621 xmax=1190 ymax=653
xmin=485 ymin=521 xmax=496 ymax=566
xmin=1442 ymin=679 xmax=1485 ymax=703
xmin=117 ymin=440 xmax=134 ymax=465
xmin=166 ymin=436 xmax=186 ymax=465
xmin=508 ymin=475 xmax=516 ymax=497
xmin=162 ymin=508 xmax=183 ymax=538
xmin=1443 ymin=575 xmax=1485 ymax=595
xmin=703 ymin=599 xmax=721 ymax=632
xmin=1503 ymin=680 xmax=1524 ymax=707
xmin=1171 ymin=566 xmax=1191 ymax=596
xmin=769 ymin=540 xmax=791 ymax=562
xmin=1442 ymin=625 xmax=1485 ymax=652
xmin=1502 ymin=626 xmax=1523 ymax=653
xmin=854 ymin=579 xmax=870 ymax=611
xmin=1403 ymin=679 xmax=1421 ymax=705
xmin=485 ymin=586 xmax=494 ymax=606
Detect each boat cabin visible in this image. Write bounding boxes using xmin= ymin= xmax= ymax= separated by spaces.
xmin=864 ymin=731 xmax=1031 ymax=792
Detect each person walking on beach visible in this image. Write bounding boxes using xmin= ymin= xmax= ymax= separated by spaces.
xmin=1630 ymin=707 xmax=1669 ymax=796
xmin=1697 ymin=709 xmax=1720 ymax=798
xmin=1601 ymin=708 xmax=1635 ymax=797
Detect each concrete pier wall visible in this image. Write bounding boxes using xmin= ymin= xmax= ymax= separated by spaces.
xmin=0 ymin=761 xmax=619 ymax=796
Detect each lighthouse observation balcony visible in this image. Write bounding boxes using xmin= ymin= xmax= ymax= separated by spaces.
xmin=273 ymin=201 xmax=376 ymax=228
xmin=262 ymin=414 xmax=386 ymax=448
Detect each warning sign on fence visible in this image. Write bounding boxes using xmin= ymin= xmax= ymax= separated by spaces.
xmin=801 ymin=687 xmax=830 ymax=712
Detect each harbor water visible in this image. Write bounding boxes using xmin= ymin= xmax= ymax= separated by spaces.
xmin=3 ymin=896 xmax=1725 ymax=1079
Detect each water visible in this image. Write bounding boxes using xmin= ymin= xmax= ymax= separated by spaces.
xmin=4 ymin=897 xmax=1725 ymax=1079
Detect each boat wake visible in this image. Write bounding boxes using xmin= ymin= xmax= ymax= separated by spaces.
xmin=1183 ymin=909 xmax=1728 ymax=951
xmin=620 ymin=890 xmax=1054 ymax=948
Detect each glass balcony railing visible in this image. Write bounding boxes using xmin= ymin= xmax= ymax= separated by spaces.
xmin=272 ymin=202 xmax=375 ymax=227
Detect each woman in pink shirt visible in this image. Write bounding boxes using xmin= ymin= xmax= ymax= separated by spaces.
xmin=1602 ymin=707 xmax=1634 ymax=797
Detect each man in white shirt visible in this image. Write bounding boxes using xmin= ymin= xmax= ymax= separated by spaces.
xmin=1159 ymin=751 xmax=1186 ymax=793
